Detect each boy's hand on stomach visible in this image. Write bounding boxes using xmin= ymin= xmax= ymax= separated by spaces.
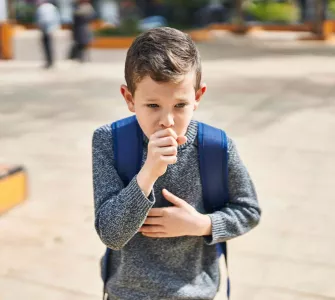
xmin=139 ymin=189 xmax=212 ymax=238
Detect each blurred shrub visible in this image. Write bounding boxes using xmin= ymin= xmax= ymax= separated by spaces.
xmin=161 ymin=0 xmax=210 ymax=29
xmin=15 ymin=2 xmax=36 ymax=24
xmin=329 ymin=0 xmax=335 ymax=18
xmin=245 ymin=0 xmax=299 ymax=23
xmin=94 ymin=18 xmax=141 ymax=36
xmin=95 ymin=0 xmax=211 ymax=35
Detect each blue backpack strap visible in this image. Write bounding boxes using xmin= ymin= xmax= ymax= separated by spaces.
xmin=197 ymin=122 xmax=230 ymax=299
xmin=112 ymin=115 xmax=143 ymax=184
xmin=102 ymin=115 xmax=143 ymax=299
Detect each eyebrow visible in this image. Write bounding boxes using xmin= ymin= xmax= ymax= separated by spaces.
xmin=176 ymin=98 xmax=189 ymax=102
xmin=145 ymin=98 xmax=189 ymax=102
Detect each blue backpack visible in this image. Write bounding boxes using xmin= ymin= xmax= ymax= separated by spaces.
xmin=102 ymin=115 xmax=230 ymax=299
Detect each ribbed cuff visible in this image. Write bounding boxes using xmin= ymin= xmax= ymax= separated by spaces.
xmin=126 ymin=176 xmax=156 ymax=215
xmin=204 ymin=212 xmax=226 ymax=245
xmin=100 ymin=176 xmax=156 ymax=250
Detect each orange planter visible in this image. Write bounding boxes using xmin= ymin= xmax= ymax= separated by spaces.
xmin=90 ymin=36 xmax=135 ymax=49
xmin=209 ymin=22 xmax=313 ymax=33
xmin=90 ymin=28 xmax=212 ymax=49
xmin=186 ymin=29 xmax=212 ymax=41
xmin=248 ymin=23 xmax=313 ymax=32
xmin=208 ymin=23 xmax=242 ymax=32
xmin=0 ymin=22 xmax=13 ymax=60
xmin=299 ymin=20 xmax=335 ymax=41
xmin=323 ymin=20 xmax=335 ymax=38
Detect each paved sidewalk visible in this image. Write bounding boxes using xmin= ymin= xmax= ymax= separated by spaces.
xmin=1 ymin=31 xmax=335 ymax=300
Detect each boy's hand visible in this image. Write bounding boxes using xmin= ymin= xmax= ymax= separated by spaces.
xmin=137 ymin=129 xmax=186 ymax=197
xmin=143 ymin=128 xmax=187 ymax=179
xmin=139 ymin=189 xmax=212 ymax=238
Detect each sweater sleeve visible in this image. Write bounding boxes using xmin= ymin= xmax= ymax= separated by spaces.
xmin=92 ymin=125 xmax=155 ymax=250
xmin=204 ymin=138 xmax=261 ymax=245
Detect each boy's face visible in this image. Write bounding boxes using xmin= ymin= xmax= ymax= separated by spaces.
xmin=121 ymin=71 xmax=206 ymax=138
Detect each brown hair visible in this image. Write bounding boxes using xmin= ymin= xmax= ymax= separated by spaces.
xmin=125 ymin=27 xmax=202 ymax=95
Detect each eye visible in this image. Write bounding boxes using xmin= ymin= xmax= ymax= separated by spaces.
xmin=175 ymin=103 xmax=187 ymax=108
xmin=147 ymin=104 xmax=159 ymax=108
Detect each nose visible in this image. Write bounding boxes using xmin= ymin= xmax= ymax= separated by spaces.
xmin=159 ymin=113 xmax=174 ymax=129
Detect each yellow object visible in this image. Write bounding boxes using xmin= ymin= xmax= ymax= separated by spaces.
xmin=0 ymin=165 xmax=28 ymax=214
xmin=90 ymin=29 xmax=212 ymax=49
xmin=323 ymin=20 xmax=334 ymax=39
xmin=90 ymin=36 xmax=135 ymax=49
xmin=0 ymin=22 xmax=13 ymax=60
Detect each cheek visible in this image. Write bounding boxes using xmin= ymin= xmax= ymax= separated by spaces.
xmin=175 ymin=107 xmax=194 ymax=130
xmin=179 ymin=106 xmax=194 ymax=118
xmin=136 ymin=109 xmax=158 ymax=136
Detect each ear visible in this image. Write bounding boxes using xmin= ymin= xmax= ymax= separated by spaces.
xmin=120 ymin=84 xmax=135 ymax=112
xmin=194 ymin=83 xmax=207 ymax=111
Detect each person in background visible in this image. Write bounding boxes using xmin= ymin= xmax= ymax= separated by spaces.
xmin=68 ymin=0 xmax=96 ymax=63
xmin=36 ymin=0 xmax=61 ymax=68
xmin=298 ymin=0 xmax=328 ymax=23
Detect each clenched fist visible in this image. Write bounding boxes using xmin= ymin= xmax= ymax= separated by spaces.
xmin=136 ymin=128 xmax=186 ymax=197
xmin=146 ymin=128 xmax=187 ymax=178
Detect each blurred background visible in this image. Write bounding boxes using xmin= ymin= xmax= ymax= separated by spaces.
xmin=1 ymin=1 xmax=335 ymax=300
xmin=2 ymin=0 xmax=335 ymax=28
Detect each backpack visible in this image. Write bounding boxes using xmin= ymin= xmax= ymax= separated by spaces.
xmin=102 ymin=115 xmax=230 ymax=299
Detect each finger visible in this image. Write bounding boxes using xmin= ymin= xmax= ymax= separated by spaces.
xmin=142 ymin=232 xmax=170 ymax=238
xmin=153 ymin=128 xmax=178 ymax=140
xmin=162 ymin=189 xmax=184 ymax=207
xmin=143 ymin=217 xmax=163 ymax=225
xmin=147 ymin=208 xmax=164 ymax=217
xmin=157 ymin=146 xmax=177 ymax=156
xmin=160 ymin=156 xmax=177 ymax=164
xmin=140 ymin=225 xmax=165 ymax=233
xmin=177 ymin=136 xmax=187 ymax=145
xmin=155 ymin=136 xmax=178 ymax=147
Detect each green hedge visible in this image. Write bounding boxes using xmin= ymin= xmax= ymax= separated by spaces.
xmin=95 ymin=0 xmax=210 ymax=36
xmin=94 ymin=18 xmax=142 ymax=37
xmin=330 ymin=0 xmax=335 ymax=17
xmin=245 ymin=1 xmax=299 ymax=23
xmin=15 ymin=3 xmax=36 ymax=24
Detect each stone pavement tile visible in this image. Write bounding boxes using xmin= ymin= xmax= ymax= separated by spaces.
xmin=258 ymin=110 xmax=335 ymax=151
xmin=0 ymin=277 xmax=98 ymax=300
xmin=0 ymin=207 xmax=102 ymax=257
xmin=229 ymin=251 xmax=335 ymax=299
xmin=1 ymin=243 xmax=101 ymax=298
xmin=253 ymin=286 xmax=333 ymax=300
xmin=228 ymin=285 xmax=259 ymax=300
xmin=234 ymin=229 xmax=335 ymax=274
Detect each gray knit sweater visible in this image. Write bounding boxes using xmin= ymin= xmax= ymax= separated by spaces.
xmin=92 ymin=120 xmax=261 ymax=300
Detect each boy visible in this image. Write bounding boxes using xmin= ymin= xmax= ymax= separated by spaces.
xmin=92 ymin=27 xmax=261 ymax=300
